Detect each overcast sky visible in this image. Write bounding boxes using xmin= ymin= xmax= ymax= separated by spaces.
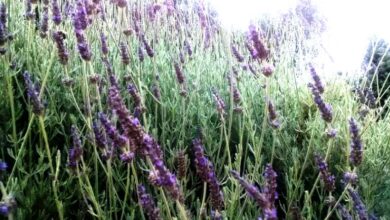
xmin=208 ymin=0 xmax=390 ymax=74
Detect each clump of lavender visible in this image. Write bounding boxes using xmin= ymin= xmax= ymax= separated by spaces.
xmin=193 ymin=138 xmax=224 ymax=211
xmin=120 ymin=41 xmax=130 ymax=65
xmin=356 ymin=88 xmax=376 ymax=109
xmin=100 ymin=32 xmax=109 ymax=56
xmin=147 ymin=3 xmax=161 ymax=21
xmin=347 ymin=188 xmax=368 ymax=220
xmin=68 ymin=126 xmax=83 ymax=169
xmin=349 ymin=118 xmax=363 ymax=167
xmin=314 ymin=153 xmax=335 ymax=192
xmin=308 ymin=83 xmax=333 ymax=123
xmin=174 ymin=62 xmax=187 ymax=96
xmin=263 ymin=164 xmax=278 ymax=204
xmin=141 ymin=34 xmax=154 ymax=57
xmin=248 ymin=25 xmax=269 ymax=60
xmin=52 ymin=31 xmax=69 ymax=65
xmin=137 ymin=185 xmax=162 ymax=220
xmin=230 ymin=170 xmax=277 ymax=220
xmin=212 ymin=89 xmax=226 ymax=116
xmin=51 ymin=0 xmax=62 ymax=25
xmin=228 ymin=74 xmax=242 ymax=112
xmin=267 ymin=100 xmax=281 ymax=129
xmin=231 ymin=44 xmax=244 ymax=63
xmin=39 ymin=6 xmax=49 ymax=38
xmin=343 ymin=171 xmax=358 ymax=186
xmin=23 ymin=71 xmax=44 ymax=115
xmin=308 ymin=64 xmax=324 ymax=94
xmin=138 ymin=46 xmax=145 ymax=62
xmin=75 ymin=31 xmax=92 ymax=61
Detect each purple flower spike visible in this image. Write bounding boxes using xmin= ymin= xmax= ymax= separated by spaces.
xmin=193 ymin=138 xmax=224 ymax=211
xmin=263 ymin=164 xmax=278 ymax=204
xmin=98 ymin=112 xmax=128 ymax=149
xmin=23 ymin=71 xmax=44 ymax=115
xmin=231 ymin=45 xmax=244 ymax=63
xmin=92 ymin=121 xmax=107 ymax=149
xmin=138 ymin=46 xmax=145 ymax=62
xmin=52 ymin=31 xmax=69 ymax=65
xmin=267 ymin=100 xmax=280 ymax=129
xmin=75 ymin=31 xmax=92 ymax=61
xmin=120 ymin=42 xmax=130 ymax=65
xmin=230 ymin=170 xmax=276 ymax=220
xmin=100 ymin=33 xmax=109 ymax=56
xmin=309 ymin=64 xmax=324 ymax=94
xmin=337 ymin=204 xmax=353 ymax=220
xmin=349 ymin=118 xmax=363 ymax=167
xmin=39 ymin=7 xmax=49 ymax=38
xmin=262 ymin=63 xmax=274 ymax=77
xmin=308 ymin=83 xmax=333 ymax=123
xmin=212 ymin=89 xmax=226 ymax=115
xmin=0 ymin=203 xmax=9 ymax=216
xmin=120 ymin=151 xmax=134 ymax=163
xmin=68 ymin=125 xmax=83 ymax=169
xmin=347 ymin=188 xmax=368 ymax=220
xmin=141 ymin=35 xmax=154 ymax=57
xmin=0 ymin=3 xmax=7 ymax=27
xmin=314 ymin=154 xmax=335 ymax=192
xmin=184 ymin=39 xmax=193 ymax=57
xmin=174 ymin=62 xmax=185 ymax=85
xmin=248 ymin=25 xmax=269 ymax=60
xmin=137 ymin=185 xmax=162 ymax=220
xmin=0 ymin=161 xmax=7 ymax=171
xmin=52 ymin=0 xmax=62 ymax=25
xmin=73 ymin=1 xmax=88 ymax=31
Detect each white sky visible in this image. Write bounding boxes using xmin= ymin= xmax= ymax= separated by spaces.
xmin=208 ymin=0 xmax=390 ymax=74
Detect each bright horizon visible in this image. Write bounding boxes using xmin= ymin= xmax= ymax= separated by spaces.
xmin=208 ymin=0 xmax=390 ymax=74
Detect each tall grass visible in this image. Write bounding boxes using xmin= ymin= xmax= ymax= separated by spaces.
xmin=0 ymin=0 xmax=389 ymax=219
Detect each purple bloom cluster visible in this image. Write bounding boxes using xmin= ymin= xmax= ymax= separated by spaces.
xmin=211 ymin=89 xmax=226 ymax=115
xmin=138 ymin=46 xmax=145 ymax=62
xmin=120 ymin=41 xmax=130 ymax=65
xmin=100 ymin=32 xmax=109 ymax=56
xmin=39 ymin=6 xmax=49 ymax=38
xmin=263 ymin=164 xmax=278 ymax=204
xmin=337 ymin=204 xmax=353 ymax=220
xmin=231 ymin=170 xmax=277 ymax=220
xmin=184 ymin=39 xmax=193 ymax=57
xmin=261 ymin=63 xmax=274 ymax=77
xmin=23 ymin=71 xmax=44 ymax=115
xmin=0 ymin=3 xmax=7 ymax=47
xmin=248 ymin=25 xmax=269 ymax=60
xmin=128 ymin=83 xmax=143 ymax=117
xmin=75 ymin=30 xmax=92 ymax=61
xmin=73 ymin=1 xmax=88 ymax=31
xmin=137 ymin=185 xmax=162 ymax=220
xmin=141 ymin=35 xmax=154 ymax=57
xmin=343 ymin=171 xmax=358 ymax=185
xmin=314 ymin=154 xmax=335 ymax=192
xmin=347 ymin=188 xmax=368 ymax=220
xmin=68 ymin=125 xmax=83 ymax=169
xmin=92 ymin=121 xmax=107 ymax=149
xmin=52 ymin=31 xmax=69 ymax=65
xmin=25 ymin=0 xmax=34 ymax=20
xmin=176 ymin=150 xmax=186 ymax=180
xmin=349 ymin=118 xmax=363 ymax=166
xmin=193 ymin=138 xmax=224 ymax=211
xmin=51 ymin=0 xmax=62 ymax=25
xmin=147 ymin=3 xmax=161 ymax=21
xmin=308 ymin=83 xmax=333 ymax=123
xmin=308 ymin=64 xmax=324 ymax=94
xmin=144 ymin=135 xmax=182 ymax=201
xmin=0 ymin=3 xmax=6 ymax=26
xmin=231 ymin=45 xmax=244 ymax=63
xmin=267 ymin=100 xmax=280 ymax=129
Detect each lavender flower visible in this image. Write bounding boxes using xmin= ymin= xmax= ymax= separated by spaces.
xmin=0 ymin=3 xmax=6 ymax=27
xmin=39 ymin=6 xmax=49 ymax=38
xmin=0 ymin=203 xmax=9 ymax=216
xmin=120 ymin=42 xmax=130 ymax=65
xmin=98 ymin=112 xmax=128 ymax=149
xmin=138 ymin=46 xmax=145 ymax=62
xmin=309 ymin=64 xmax=324 ymax=94
xmin=141 ymin=35 xmax=154 ymax=57
xmin=348 ymin=188 xmax=368 ymax=220
xmin=343 ymin=171 xmax=358 ymax=185
xmin=68 ymin=125 xmax=83 ymax=169
xmin=144 ymin=135 xmax=182 ymax=201
xmin=0 ymin=161 xmax=7 ymax=172
xmin=248 ymin=25 xmax=268 ymax=60
xmin=246 ymin=42 xmax=258 ymax=59
xmin=128 ymin=83 xmax=143 ymax=117
xmin=174 ymin=62 xmax=185 ymax=84
xmin=314 ymin=154 xmax=335 ymax=192
xmin=231 ymin=45 xmax=244 ymax=62
xmin=52 ymin=31 xmax=69 ymax=65
xmin=73 ymin=1 xmax=88 ymax=31
xmin=92 ymin=121 xmax=107 ymax=149
xmin=230 ymin=170 xmax=277 ymax=220
xmin=116 ymin=0 xmax=127 ymax=8
xmin=25 ymin=0 xmax=34 ymax=20
xmin=51 ymin=0 xmax=62 ymax=25
xmin=151 ymin=83 xmax=161 ymax=101
xmin=326 ymin=128 xmax=337 ymax=138
xmin=212 ymin=89 xmax=226 ymax=115
xmin=349 ymin=118 xmax=363 ymax=166
xmin=337 ymin=204 xmax=353 ymax=220
xmin=100 ymin=32 xmax=109 ymax=55
xmin=193 ymin=138 xmax=224 ymax=211
xmin=0 ymin=22 xmax=6 ymax=46
xmin=261 ymin=63 xmax=274 ymax=77
xmin=75 ymin=31 xmax=92 ymax=61
xmin=184 ymin=39 xmax=193 ymax=57
xmin=263 ymin=164 xmax=278 ymax=204
xmin=267 ymin=100 xmax=280 ymax=129
xmin=137 ymin=185 xmax=162 ymax=220
xmin=176 ymin=150 xmax=186 ymax=180
xmin=23 ymin=71 xmax=44 ymax=115
xmin=308 ymin=83 xmax=333 ymax=123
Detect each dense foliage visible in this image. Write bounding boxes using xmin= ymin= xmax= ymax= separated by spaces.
xmin=0 ymin=0 xmax=389 ymax=219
